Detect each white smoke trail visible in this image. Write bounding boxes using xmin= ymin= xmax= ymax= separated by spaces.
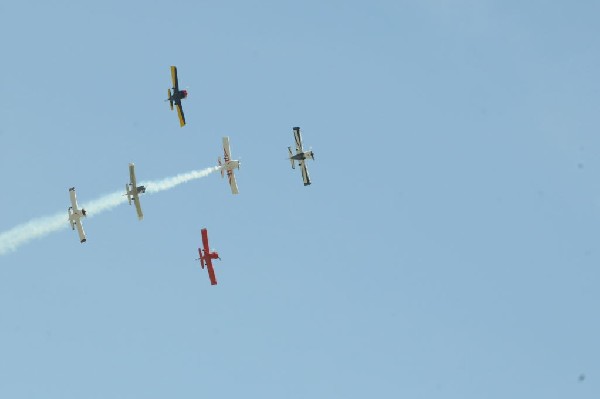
xmin=142 ymin=166 xmax=221 ymax=194
xmin=0 ymin=212 xmax=69 ymax=256
xmin=0 ymin=166 xmax=220 ymax=256
xmin=82 ymin=190 xmax=127 ymax=218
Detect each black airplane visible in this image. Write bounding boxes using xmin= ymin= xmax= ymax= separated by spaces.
xmin=167 ymin=66 xmax=188 ymax=127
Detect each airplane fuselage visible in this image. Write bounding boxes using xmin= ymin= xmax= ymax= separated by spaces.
xmin=291 ymin=151 xmax=314 ymax=161
xmin=201 ymin=249 xmax=219 ymax=263
xmin=126 ymin=185 xmax=146 ymax=196
xmin=170 ymin=89 xmax=188 ymax=102
xmin=68 ymin=210 xmax=83 ymax=223
xmin=220 ymin=160 xmax=240 ymax=172
xmin=68 ymin=206 xmax=85 ymax=221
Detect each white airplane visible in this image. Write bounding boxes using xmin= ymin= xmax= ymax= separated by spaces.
xmin=125 ymin=163 xmax=145 ymax=220
xmin=288 ymin=127 xmax=314 ymax=186
xmin=218 ymin=136 xmax=240 ymax=194
xmin=67 ymin=187 xmax=87 ymax=243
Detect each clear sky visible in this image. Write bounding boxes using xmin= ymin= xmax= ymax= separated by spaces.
xmin=0 ymin=1 xmax=599 ymax=398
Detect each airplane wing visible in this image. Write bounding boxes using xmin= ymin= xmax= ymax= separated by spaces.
xmin=293 ymin=127 xmax=303 ymax=153
xmin=300 ymin=160 xmax=311 ymax=186
xmin=176 ymin=102 xmax=186 ymax=127
xmin=134 ymin=197 xmax=144 ymax=220
xmin=170 ymin=66 xmax=179 ymax=90
xmin=69 ymin=188 xmax=79 ymax=212
xmin=129 ymin=163 xmax=137 ymax=188
xmin=206 ymin=259 xmax=218 ymax=285
xmin=227 ymin=169 xmax=239 ymax=194
xmin=222 ymin=136 xmax=231 ymax=162
xmin=74 ymin=219 xmax=86 ymax=243
xmin=201 ymin=228 xmax=210 ymax=252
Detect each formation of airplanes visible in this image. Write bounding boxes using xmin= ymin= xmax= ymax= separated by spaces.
xmin=65 ymin=66 xmax=317 ymax=286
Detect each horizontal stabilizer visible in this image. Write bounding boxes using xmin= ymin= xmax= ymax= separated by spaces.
xmin=198 ymin=249 xmax=205 ymax=268
xmin=126 ymin=184 xmax=132 ymax=205
xmin=288 ymin=147 xmax=295 ymax=169
xmin=218 ymin=157 xmax=224 ymax=177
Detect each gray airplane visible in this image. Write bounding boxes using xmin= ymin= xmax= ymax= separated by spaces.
xmin=288 ymin=127 xmax=314 ymax=186
xmin=125 ymin=163 xmax=145 ymax=220
xmin=68 ymin=187 xmax=87 ymax=243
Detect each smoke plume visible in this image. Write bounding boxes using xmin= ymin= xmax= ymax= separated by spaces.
xmin=0 ymin=166 xmax=220 ymax=256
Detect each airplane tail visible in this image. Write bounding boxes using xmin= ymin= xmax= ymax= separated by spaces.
xmin=198 ymin=249 xmax=205 ymax=269
xmin=168 ymin=89 xmax=173 ymax=110
xmin=67 ymin=208 xmax=74 ymax=229
xmin=218 ymin=157 xmax=224 ymax=177
xmin=125 ymin=184 xmax=132 ymax=205
xmin=68 ymin=214 xmax=75 ymax=230
xmin=288 ymin=147 xmax=295 ymax=169
xmin=307 ymin=150 xmax=314 ymax=161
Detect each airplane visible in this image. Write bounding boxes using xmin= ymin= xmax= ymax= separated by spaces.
xmin=197 ymin=228 xmax=221 ymax=285
xmin=125 ymin=163 xmax=145 ymax=220
xmin=288 ymin=126 xmax=314 ymax=186
xmin=67 ymin=187 xmax=87 ymax=243
xmin=217 ymin=136 xmax=240 ymax=194
xmin=166 ymin=66 xmax=188 ymax=127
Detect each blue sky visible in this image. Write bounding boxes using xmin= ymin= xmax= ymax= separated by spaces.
xmin=0 ymin=1 xmax=599 ymax=398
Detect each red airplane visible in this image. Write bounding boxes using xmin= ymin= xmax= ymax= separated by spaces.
xmin=198 ymin=228 xmax=220 ymax=285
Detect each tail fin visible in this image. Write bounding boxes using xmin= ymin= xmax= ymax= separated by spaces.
xmin=288 ymin=147 xmax=295 ymax=169
xmin=168 ymin=89 xmax=173 ymax=110
xmin=306 ymin=151 xmax=314 ymax=161
xmin=125 ymin=184 xmax=132 ymax=205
